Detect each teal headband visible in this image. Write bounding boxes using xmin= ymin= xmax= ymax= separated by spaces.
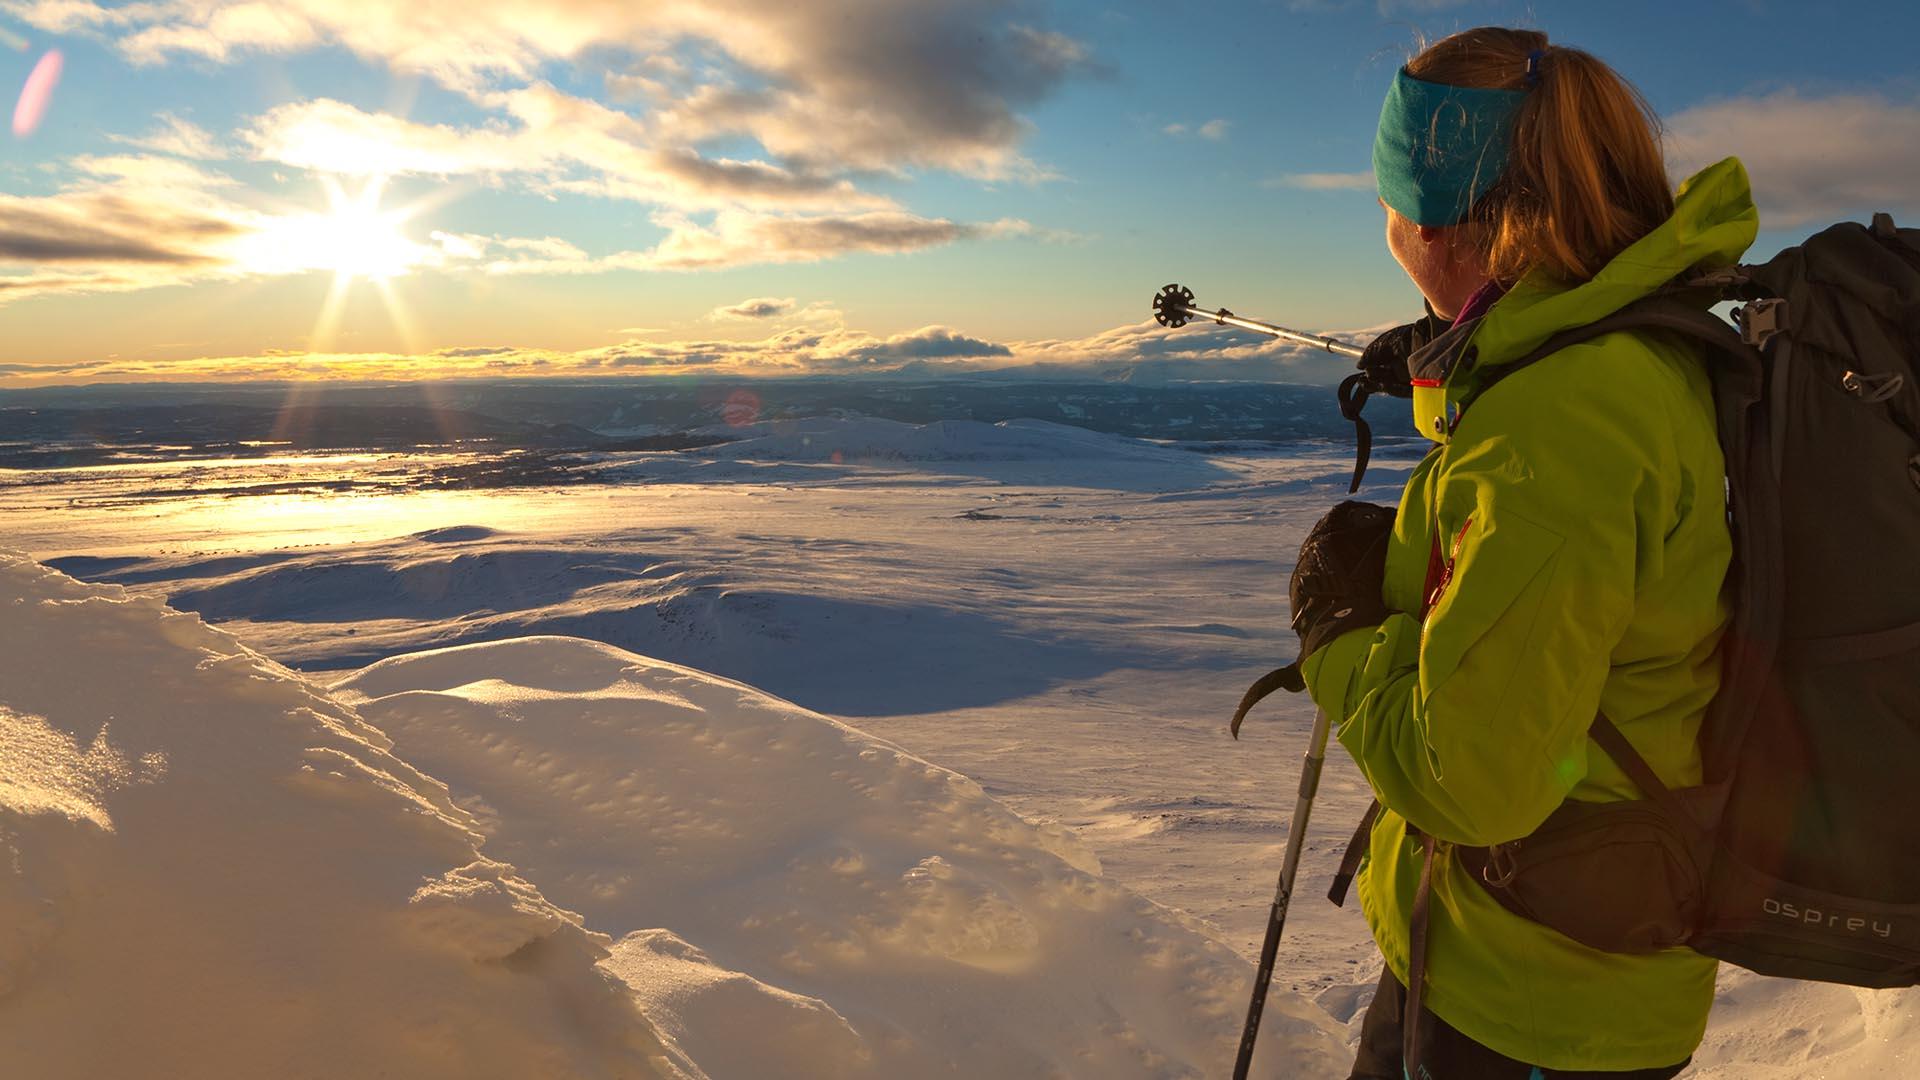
xmin=1372 ymin=67 xmax=1528 ymax=227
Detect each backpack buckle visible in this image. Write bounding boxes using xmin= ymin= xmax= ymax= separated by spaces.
xmin=1736 ymin=298 xmax=1789 ymax=348
xmin=1483 ymin=841 xmax=1521 ymax=888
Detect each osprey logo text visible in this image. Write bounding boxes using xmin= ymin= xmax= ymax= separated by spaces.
xmin=1762 ymin=898 xmax=1893 ymax=939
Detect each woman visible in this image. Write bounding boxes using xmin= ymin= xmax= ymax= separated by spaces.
xmin=1288 ymin=27 xmax=1757 ymax=1078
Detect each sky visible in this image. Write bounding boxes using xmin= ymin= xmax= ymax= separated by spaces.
xmin=1 ymin=0 xmax=1917 ymax=386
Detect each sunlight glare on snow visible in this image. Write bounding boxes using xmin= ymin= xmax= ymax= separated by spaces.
xmin=191 ymin=491 xmax=557 ymax=550
xmin=0 ymin=706 xmax=165 ymax=830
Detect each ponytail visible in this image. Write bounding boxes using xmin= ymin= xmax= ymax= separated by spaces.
xmin=1408 ymin=28 xmax=1673 ymax=284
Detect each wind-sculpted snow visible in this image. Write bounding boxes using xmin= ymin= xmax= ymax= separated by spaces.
xmin=65 ymin=530 xmax=1177 ymax=716
xmin=0 ymin=552 xmax=690 ymax=1079
xmin=332 ymin=635 xmax=1354 ymax=1078
xmin=0 ymin=550 xmax=1352 ymax=1078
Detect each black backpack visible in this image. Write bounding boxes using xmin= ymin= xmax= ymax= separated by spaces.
xmin=1583 ymin=212 xmax=1920 ymax=985
xmin=1287 ymin=213 xmax=1920 ymax=987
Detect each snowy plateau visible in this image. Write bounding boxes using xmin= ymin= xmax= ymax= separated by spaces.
xmin=2 ymin=412 xmax=1916 ymax=1078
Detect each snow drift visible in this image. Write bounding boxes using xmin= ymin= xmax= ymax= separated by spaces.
xmin=0 ymin=551 xmax=1350 ymax=1077
xmin=331 ymin=635 xmax=1350 ymax=1077
xmin=0 ymin=552 xmax=688 ymax=1079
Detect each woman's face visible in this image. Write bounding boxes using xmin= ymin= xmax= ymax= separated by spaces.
xmin=1381 ymin=200 xmax=1485 ymax=320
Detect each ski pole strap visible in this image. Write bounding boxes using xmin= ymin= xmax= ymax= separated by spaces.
xmin=1327 ymin=800 xmax=1380 ymax=906
xmin=1403 ymin=832 xmax=1437 ymax=1079
xmin=1337 ymin=372 xmax=1375 ymax=494
xmin=1229 ymin=663 xmax=1306 ymax=738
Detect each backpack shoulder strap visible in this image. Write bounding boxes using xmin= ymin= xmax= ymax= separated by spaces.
xmin=1476 ymin=297 xmax=1759 ymax=397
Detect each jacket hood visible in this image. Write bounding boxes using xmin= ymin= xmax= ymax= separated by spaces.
xmin=1470 ymin=156 xmax=1759 ymax=368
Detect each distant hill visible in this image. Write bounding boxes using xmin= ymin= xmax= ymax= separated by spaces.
xmin=1 ymin=377 xmax=1411 ymax=457
xmin=0 ymin=402 xmax=725 ymax=467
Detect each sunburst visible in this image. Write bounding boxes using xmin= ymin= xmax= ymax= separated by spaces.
xmin=301 ymin=175 xmax=423 ymax=356
xmin=233 ymin=174 xmax=440 ymax=355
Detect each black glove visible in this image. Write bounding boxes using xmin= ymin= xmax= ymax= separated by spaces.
xmin=1355 ymin=306 xmax=1447 ymax=399
xmin=1226 ymin=500 xmax=1396 ymax=738
xmin=1289 ymin=500 xmax=1395 ymax=660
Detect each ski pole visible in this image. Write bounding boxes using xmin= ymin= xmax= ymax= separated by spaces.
xmin=1233 ymin=705 xmax=1335 ymax=1080
xmin=1152 ymin=284 xmax=1365 ymax=359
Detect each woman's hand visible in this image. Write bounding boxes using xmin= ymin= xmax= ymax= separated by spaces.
xmin=1356 ymin=308 xmax=1448 ymax=398
xmin=1290 ymin=500 xmax=1396 ymax=659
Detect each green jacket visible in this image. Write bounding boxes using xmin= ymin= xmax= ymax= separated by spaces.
xmin=1303 ymin=158 xmax=1758 ymax=1071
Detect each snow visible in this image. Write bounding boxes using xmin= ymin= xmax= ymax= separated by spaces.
xmin=0 ymin=546 xmax=1348 ymax=1078
xmin=331 ymin=635 xmax=1349 ymax=1077
xmin=615 ymin=416 xmax=1237 ymax=490
xmin=0 ymin=553 xmax=686 ymax=1079
xmin=5 ymin=414 xmax=1918 ymax=1078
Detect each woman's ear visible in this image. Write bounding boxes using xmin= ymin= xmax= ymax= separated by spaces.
xmin=1416 ymin=224 xmax=1443 ymax=244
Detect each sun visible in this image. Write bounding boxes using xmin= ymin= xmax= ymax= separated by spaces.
xmin=305 ymin=175 xmax=422 ymax=283
xmin=229 ymin=174 xmax=436 ymax=353
xmin=234 ymin=175 xmax=427 ymax=283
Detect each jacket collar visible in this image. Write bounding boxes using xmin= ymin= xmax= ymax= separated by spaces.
xmin=1402 ymin=156 xmax=1760 ymax=440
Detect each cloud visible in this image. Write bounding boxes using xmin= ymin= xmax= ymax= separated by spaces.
xmin=110 ymin=111 xmax=226 ymax=159
xmin=0 ymin=4 xmax=1090 ymax=283
xmin=12 ymin=1 xmax=1090 ymax=183
xmin=0 ymin=149 xmax=1026 ymax=305
xmin=0 ymin=155 xmax=452 ymax=299
xmin=369 ymin=210 xmax=1015 ymax=277
xmin=240 ymin=92 xmax=899 ymax=215
xmin=1266 ymin=170 xmax=1375 ymax=191
xmin=836 ymin=326 xmax=1012 ymax=360
xmin=0 ymin=153 xmax=257 ymax=298
xmin=1285 ymin=0 xmax=1477 ymax=10
xmin=636 ymin=210 xmax=1029 ymax=271
xmin=433 ymin=345 xmax=518 ymax=357
xmin=1666 ymin=90 xmax=1920 ymax=227
xmin=1013 ymin=318 xmax=1363 ymax=375
xmin=0 ymin=311 xmax=1376 ymax=386
xmin=1164 ymin=119 xmax=1230 ymax=140
xmin=712 ymin=296 xmax=796 ymax=319
xmin=71 ymin=153 xmax=238 ymax=189
xmin=0 ymin=196 xmax=229 ymax=263
xmin=625 ymin=12 xmax=1089 ymax=180
xmin=243 ymin=99 xmax=530 ymax=176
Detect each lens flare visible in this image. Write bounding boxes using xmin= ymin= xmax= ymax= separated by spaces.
xmin=0 ymin=28 xmax=29 ymax=52
xmin=12 ymin=48 xmax=61 ymax=137
xmin=722 ymin=389 xmax=762 ymax=427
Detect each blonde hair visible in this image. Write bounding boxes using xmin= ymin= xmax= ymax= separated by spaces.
xmin=1407 ymin=27 xmax=1673 ymax=284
